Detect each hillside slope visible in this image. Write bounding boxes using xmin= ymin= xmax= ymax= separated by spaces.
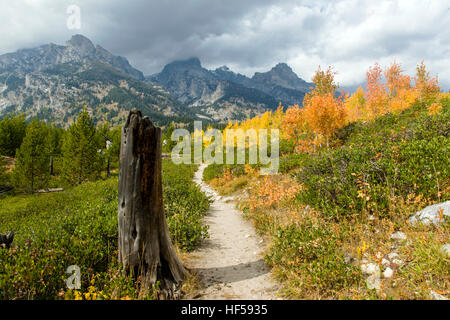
xmin=0 ymin=35 xmax=189 ymax=127
xmin=148 ymin=58 xmax=312 ymax=121
xmin=203 ymin=99 xmax=449 ymax=299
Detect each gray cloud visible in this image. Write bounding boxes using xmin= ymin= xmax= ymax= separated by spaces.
xmin=0 ymin=0 xmax=449 ymax=89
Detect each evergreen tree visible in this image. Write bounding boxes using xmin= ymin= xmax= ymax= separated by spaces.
xmin=48 ymin=124 xmax=64 ymax=156
xmin=97 ymin=122 xmax=114 ymax=178
xmin=46 ymin=124 xmax=64 ymax=176
xmin=105 ymin=126 xmax=122 ymax=169
xmin=0 ymin=156 xmax=8 ymax=187
xmin=62 ymin=106 xmax=102 ymax=184
xmin=11 ymin=119 xmax=50 ymax=193
xmin=0 ymin=113 xmax=28 ymax=157
xmin=162 ymin=122 xmax=176 ymax=153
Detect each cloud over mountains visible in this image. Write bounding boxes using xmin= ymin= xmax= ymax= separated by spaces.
xmin=1 ymin=0 xmax=449 ymax=89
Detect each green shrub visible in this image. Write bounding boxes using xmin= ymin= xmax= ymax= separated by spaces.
xmin=266 ymin=221 xmax=361 ymax=295
xmin=295 ymin=102 xmax=449 ymax=218
xmin=0 ymin=161 xmax=210 ymax=299
xmin=279 ymin=152 xmax=307 ymax=174
xmin=0 ymin=157 xmax=9 ymax=187
xmin=202 ymin=163 xmax=226 ymax=182
xmin=163 ymin=160 xmax=211 ymax=251
xmin=0 ymin=180 xmax=118 ymax=299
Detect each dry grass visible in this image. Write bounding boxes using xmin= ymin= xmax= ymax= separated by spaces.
xmin=210 ymin=175 xmax=249 ymax=195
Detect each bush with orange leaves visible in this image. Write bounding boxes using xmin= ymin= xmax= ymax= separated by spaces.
xmin=281 ymin=105 xmax=316 ymax=153
xmin=383 ymin=61 xmax=418 ymax=115
xmin=248 ymin=175 xmax=302 ymax=210
xmin=210 ymin=167 xmax=233 ymax=187
xmin=281 ymin=105 xmax=304 ymax=142
xmin=427 ymin=102 xmax=443 ymax=115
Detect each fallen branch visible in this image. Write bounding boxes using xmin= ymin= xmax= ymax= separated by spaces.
xmin=0 ymin=186 xmax=13 ymax=195
xmin=37 ymin=188 xmax=64 ymax=194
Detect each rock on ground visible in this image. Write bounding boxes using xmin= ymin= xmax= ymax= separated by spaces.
xmin=440 ymin=244 xmax=450 ymax=257
xmin=383 ymin=268 xmax=394 ymax=279
xmin=366 ymin=275 xmax=381 ymax=290
xmin=408 ymin=201 xmax=450 ymax=226
xmin=430 ymin=290 xmax=448 ymax=300
xmin=361 ymin=263 xmax=380 ymax=276
xmin=390 ymin=231 xmax=407 ymax=240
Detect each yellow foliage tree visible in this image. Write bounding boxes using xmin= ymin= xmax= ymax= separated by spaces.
xmin=415 ymin=60 xmax=440 ymax=104
xmin=344 ymin=86 xmax=366 ymax=123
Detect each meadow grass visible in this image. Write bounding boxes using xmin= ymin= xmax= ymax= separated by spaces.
xmin=0 ymin=160 xmax=210 ymax=300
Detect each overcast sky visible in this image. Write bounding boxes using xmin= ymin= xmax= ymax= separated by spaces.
xmin=1 ymin=0 xmax=449 ymax=90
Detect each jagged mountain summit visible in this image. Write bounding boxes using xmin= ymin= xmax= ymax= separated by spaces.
xmin=0 ymin=35 xmax=186 ymax=126
xmin=0 ymin=35 xmax=144 ymax=80
xmin=0 ymin=35 xmax=313 ymax=125
xmin=147 ymin=58 xmax=312 ymax=121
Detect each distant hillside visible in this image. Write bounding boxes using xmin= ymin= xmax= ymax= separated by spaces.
xmin=0 ymin=35 xmax=314 ymax=125
xmin=147 ymin=58 xmax=313 ymax=121
xmin=0 ymin=35 xmax=190 ymax=127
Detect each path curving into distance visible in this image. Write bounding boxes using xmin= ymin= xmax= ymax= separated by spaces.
xmin=184 ymin=164 xmax=280 ymax=300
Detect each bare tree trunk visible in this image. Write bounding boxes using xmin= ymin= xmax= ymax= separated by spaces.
xmin=49 ymin=156 xmax=54 ymax=176
xmin=118 ymin=110 xmax=188 ymax=299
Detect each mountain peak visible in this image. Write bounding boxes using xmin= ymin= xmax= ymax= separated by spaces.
xmin=66 ymin=34 xmax=94 ymax=47
xmin=216 ymin=65 xmax=231 ymax=72
xmin=171 ymin=57 xmax=202 ymax=68
xmin=272 ymin=62 xmax=293 ymax=73
xmin=157 ymin=57 xmax=206 ymax=82
xmin=65 ymin=34 xmax=95 ymax=56
xmin=251 ymin=62 xmax=309 ymax=93
xmin=186 ymin=57 xmax=201 ymax=66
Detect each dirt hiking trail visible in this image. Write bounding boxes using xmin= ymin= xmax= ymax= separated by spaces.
xmin=184 ymin=164 xmax=280 ymax=300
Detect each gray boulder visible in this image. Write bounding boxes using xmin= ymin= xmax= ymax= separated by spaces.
xmin=408 ymin=201 xmax=450 ymax=226
xmin=430 ymin=290 xmax=448 ymax=300
xmin=440 ymin=244 xmax=450 ymax=257
xmin=390 ymin=232 xmax=407 ymax=240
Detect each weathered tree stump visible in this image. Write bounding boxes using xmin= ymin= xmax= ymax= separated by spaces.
xmin=49 ymin=156 xmax=54 ymax=176
xmin=0 ymin=231 xmax=14 ymax=249
xmin=118 ymin=110 xmax=188 ymax=299
xmin=107 ymin=157 xmax=111 ymax=179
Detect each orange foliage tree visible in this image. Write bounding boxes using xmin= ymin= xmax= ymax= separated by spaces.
xmin=281 ymin=105 xmax=304 ymax=142
xmin=364 ymin=63 xmax=388 ymax=119
xmin=302 ymin=93 xmax=346 ymax=147
xmin=384 ymin=61 xmax=418 ymax=114
xmin=415 ymin=60 xmax=440 ymax=104
xmin=309 ymin=66 xmax=339 ymax=96
xmin=302 ymin=66 xmax=347 ymax=147
xmin=385 ymin=61 xmax=411 ymax=98
xmin=233 ymin=60 xmax=441 ymax=156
